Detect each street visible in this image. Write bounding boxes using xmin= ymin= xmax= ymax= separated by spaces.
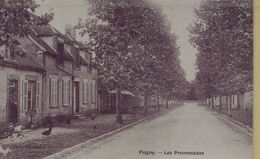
xmin=67 ymin=102 xmax=252 ymax=159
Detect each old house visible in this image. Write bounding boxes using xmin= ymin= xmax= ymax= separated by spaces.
xmin=0 ymin=40 xmax=44 ymax=127
xmin=65 ymin=27 xmax=99 ymax=115
xmin=27 ymin=25 xmax=74 ymax=118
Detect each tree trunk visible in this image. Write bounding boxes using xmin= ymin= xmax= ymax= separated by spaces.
xmin=144 ymin=91 xmax=148 ymax=114
xmin=116 ymin=86 xmax=123 ymax=123
xmin=166 ymin=97 xmax=169 ymax=109
xmin=156 ymin=93 xmax=160 ymax=111
xmin=108 ymin=92 xmax=111 ymax=112
xmin=219 ymin=96 xmax=222 ymax=111
xmin=228 ymin=95 xmax=232 ymax=116
xmin=212 ymin=97 xmax=214 ymax=110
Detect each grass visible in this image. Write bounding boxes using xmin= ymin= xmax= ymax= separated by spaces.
xmin=3 ymin=106 xmax=168 ymax=159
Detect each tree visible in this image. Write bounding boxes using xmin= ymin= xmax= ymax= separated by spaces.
xmin=189 ymin=0 xmax=253 ymax=98
xmin=84 ymin=0 xmax=186 ymax=121
xmin=84 ymin=0 xmax=157 ymax=122
xmin=0 ymin=0 xmax=53 ymax=45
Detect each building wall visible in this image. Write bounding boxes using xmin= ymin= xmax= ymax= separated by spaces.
xmin=206 ymin=91 xmax=253 ymax=111
xmin=73 ymin=64 xmax=98 ymax=113
xmin=42 ymin=55 xmax=73 ymax=118
xmin=243 ymin=91 xmax=253 ymax=110
xmin=0 ymin=66 xmax=43 ymax=126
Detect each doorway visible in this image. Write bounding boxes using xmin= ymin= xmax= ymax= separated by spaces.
xmin=73 ymin=82 xmax=80 ymax=113
xmin=8 ymin=79 xmax=19 ymax=124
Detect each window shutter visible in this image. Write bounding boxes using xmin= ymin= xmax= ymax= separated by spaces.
xmin=55 ymin=79 xmax=58 ymax=107
xmin=68 ymin=80 xmax=71 ymax=105
xmin=63 ymin=79 xmax=70 ymax=106
xmin=23 ymin=81 xmax=28 ymax=112
xmin=57 ymin=79 xmax=60 ymax=106
xmin=62 ymin=80 xmax=66 ymax=105
xmin=49 ymin=79 xmax=52 ymax=107
xmin=82 ymin=80 xmax=85 ymax=104
xmin=91 ymin=80 xmax=93 ymax=102
xmin=52 ymin=79 xmax=55 ymax=107
xmin=61 ymin=79 xmax=63 ymax=106
xmin=58 ymin=79 xmax=63 ymax=106
xmin=87 ymin=80 xmax=91 ymax=103
xmin=21 ymin=80 xmax=23 ymax=111
xmin=86 ymin=80 xmax=88 ymax=103
xmin=94 ymin=81 xmax=96 ymax=103
xmin=36 ymin=81 xmax=40 ymax=111
xmin=82 ymin=79 xmax=88 ymax=104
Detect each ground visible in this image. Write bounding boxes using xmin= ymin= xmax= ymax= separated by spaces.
xmin=67 ymin=102 xmax=252 ymax=159
xmin=1 ymin=106 xmax=168 ymax=159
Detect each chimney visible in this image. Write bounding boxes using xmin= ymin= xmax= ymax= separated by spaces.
xmin=65 ymin=24 xmax=76 ymax=39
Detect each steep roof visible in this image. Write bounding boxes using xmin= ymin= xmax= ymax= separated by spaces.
xmin=31 ymin=25 xmax=57 ymax=36
xmin=30 ymin=26 xmax=76 ymax=62
xmin=28 ymin=27 xmax=58 ymax=56
xmin=0 ymin=47 xmax=45 ymax=72
xmin=66 ymin=34 xmax=87 ymax=50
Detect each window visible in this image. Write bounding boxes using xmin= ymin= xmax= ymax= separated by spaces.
xmin=93 ymin=80 xmax=96 ymax=103
xmin=63 ymin=79 xmax=70 ymax=106
xmin=0 ymin=44 xmax=14 ymax=60
xmin=9 ymin=43 xmax=15 ymax=60
xmin=90 ymin=80 xmax=93 ymax=102
xmin=0 ymin=44 xmax=5 ymax=59
xmin=22 ymin=80 xmax=40 ymax=112
xmin=57 ymin=43 xmax=64 ymax=65
xmin=49 ymin=78 xmax=58 ymax=107
xmin=75 ymin=48 xmax=80 ymax=68
xmin=36 ymin=82 xmax=40 ymax=110
xmin=58 ymin=79 xmax=63 ymax=106
xmin=82 ymin=79 xmax=88 ymax=104
xmin=90 ymin=80 xmax=96 ymax=103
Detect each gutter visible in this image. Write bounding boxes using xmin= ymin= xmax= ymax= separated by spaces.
xmin=56 ymin=65 xmax=74 ymax=77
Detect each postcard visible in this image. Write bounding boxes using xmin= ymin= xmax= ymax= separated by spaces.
xmin=0 ymin=0 xmax=256 ymax=159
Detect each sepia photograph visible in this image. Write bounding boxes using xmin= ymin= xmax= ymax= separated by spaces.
xmin=0 ymin=0 xmax=253 ymax=158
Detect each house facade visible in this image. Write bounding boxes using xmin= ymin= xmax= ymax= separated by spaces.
xmin=65 ymin=27 xmax=99 ymax=114
xmin=0 ymin=42 xmax=44 ymax=127
xmin=27 ymin=26 xmax=74 ymax=119
xmin=0 ymin=23 xmax=99 ymax=127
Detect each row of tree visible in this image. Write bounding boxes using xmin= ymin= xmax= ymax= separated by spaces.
xmin=189 ymin=0 xmax=253 ymax=99
xmin=0 ymin=0 xmax=188 ymax=123
xmin=82 ymin=0 xmax=188 ymax=122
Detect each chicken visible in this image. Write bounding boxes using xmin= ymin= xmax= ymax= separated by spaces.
xmin=0 ymin=145 xmax=12 ymax=159
xmin=42 ymin=127 xmax=52 ymax=136
xmin=14 ymin=125 xmax=22 ymax=132
xmin=90 ymin=113 xmax=96 ymax=120
xmin=42 ymin=123 xmax=52 ymax=136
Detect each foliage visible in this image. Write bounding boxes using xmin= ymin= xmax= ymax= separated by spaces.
xmin=0 ymin=0 xmax=54 ymax=45
xmin=83 ymin=0 xmax=187 ymax=117
xmin=189 ymin=0 xmax=253 ymax=98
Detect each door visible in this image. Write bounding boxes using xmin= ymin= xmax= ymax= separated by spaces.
xmin=8 ymin=79 xmax=18 ymax=124
xmin=73 ymin=82 xmax=80 ymax=113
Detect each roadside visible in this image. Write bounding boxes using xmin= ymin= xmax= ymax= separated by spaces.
xmin=199 ymin=103 xmax=253 ymax=137
xmin=1 ymin=104 xmax=180 ymax=159
xmin=59 ymin=101 xmax=252 ymax=159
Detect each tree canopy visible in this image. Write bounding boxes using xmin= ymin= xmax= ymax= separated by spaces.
xmin=189 ymin=0 xmax=253 ymax=98
xmin=0 ymin=0 xmax=53 ymax=45
xmin=83 ymin=0 xmax=187 ymax=118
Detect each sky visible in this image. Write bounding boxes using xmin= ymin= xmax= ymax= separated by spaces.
xmin=36 ymin=0 xmax=202 ymax=82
